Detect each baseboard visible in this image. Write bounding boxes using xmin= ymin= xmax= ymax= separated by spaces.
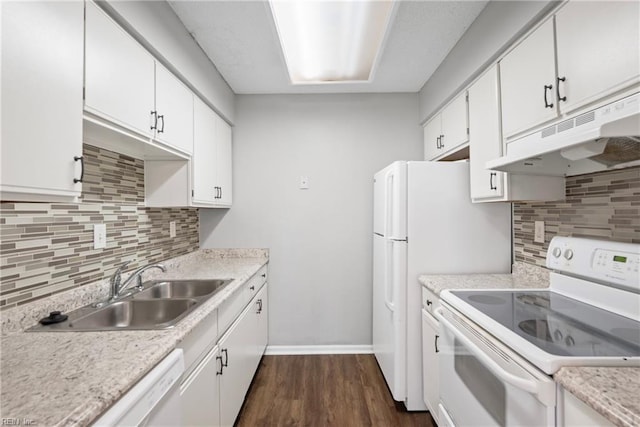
xmin=265 ymin=345 xmax=374 ymax=355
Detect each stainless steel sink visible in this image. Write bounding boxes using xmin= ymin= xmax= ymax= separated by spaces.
xmin=134 ymin=279 xmax=232 ymax=299
xmin=28 ymin=278 xmax=233 ymax=332
xmin=68 ymin=299 xmax=198 ymax=330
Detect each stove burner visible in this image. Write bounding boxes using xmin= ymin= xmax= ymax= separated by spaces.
xmin=518 ymin=319 xmax=553 ymax=343
xmin=468 ymin=295 xmax=506 ymax=305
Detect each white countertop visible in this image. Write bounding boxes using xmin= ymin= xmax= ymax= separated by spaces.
xmin=0 ymin=249 xmax=268 ymax=427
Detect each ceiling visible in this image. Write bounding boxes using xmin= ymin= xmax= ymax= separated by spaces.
xmin=168 ymin=0 xmax=489 ymax=95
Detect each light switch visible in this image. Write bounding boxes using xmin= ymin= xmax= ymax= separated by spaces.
xmin=534 ymin=221 xmax=545 ymax=243
xmin=169 ymin=221 xmax=176 ymax=238
xmin=299 ymin=176 xmax=309 ymax=189
xmin=93 ymin=224 xmax=107 ymax=249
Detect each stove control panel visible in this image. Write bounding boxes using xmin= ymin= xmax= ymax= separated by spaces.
xmin=547 ymin=236 xmax=640 ymax=291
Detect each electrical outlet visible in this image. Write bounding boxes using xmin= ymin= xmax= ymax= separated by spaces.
xmin=169 ymin=221 xmax=176 ymax=238
xmin=93 ymin=224 xmax=107 ymax=249
xmin=534 ymin=221 xmax=545 ymax=243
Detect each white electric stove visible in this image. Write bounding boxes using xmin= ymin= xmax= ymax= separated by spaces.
xmin=435 ymin=236 xmax=640 ymax=427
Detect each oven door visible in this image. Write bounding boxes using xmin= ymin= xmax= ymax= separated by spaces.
xmin=435 ymin=304 xmax=556 ymax=427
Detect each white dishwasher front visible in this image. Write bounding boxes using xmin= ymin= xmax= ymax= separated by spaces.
xmin=94 ymin=349 xmax=185 ymax=427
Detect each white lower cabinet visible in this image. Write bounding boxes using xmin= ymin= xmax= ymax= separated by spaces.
xmin=561 ymin=387 xmax=613 ymax=427
xmin=178 ymin=272 xmax=268 ymax=427
xmin=180 ymin=345 xmax=221 ymax=427
xmin=421 ymin=309 xmax=440 ymax=425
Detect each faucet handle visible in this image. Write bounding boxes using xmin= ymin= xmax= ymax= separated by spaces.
xmin=111 ymin=261 xmax=132 ymax=285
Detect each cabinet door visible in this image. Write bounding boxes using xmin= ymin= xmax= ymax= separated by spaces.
xmin=85 ymin=1 xmax=155 ymax=137
xmin=1 ymin=1 xmax=83 ymax=201
xmin=214 ymin=115 xmax=233 ymax=206
xmin=193 ymin=98 xmax=217 ymax=204
xmin=423 ymin=115 xmax=441 ymax=160
xmin=421 ymin=309 xmax=440 ymax=424
xmin=255 ymin=284 xmax=268 ymax=359
xmin=440 ymin=92 xmax=469 ymax=153
xmin=179 ymin=345 xmax=221 ymax=427
xmin=555 ymin=1 xmax=640 ymax=115
xmin=155 ymin=64 xmax=194 ymax=155
xmin=218 ymin=303 xmax=258 ymax=427
xmin=469 ymin=65 xmax=505 ymax=200
xmin=500 ymin=18 xmax=557 ymax=139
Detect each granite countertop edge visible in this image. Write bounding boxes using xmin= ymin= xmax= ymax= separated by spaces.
xmin=0 ymin=248 xmax=269 ymax=427
xmin=417 ymin=262 xmax=638 ymax=427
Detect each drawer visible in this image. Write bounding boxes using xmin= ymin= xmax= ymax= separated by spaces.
xmin=422 ymin=286 xmax=440 ymax=314
xmin=218 ymin=264 xmax=268 ymax=335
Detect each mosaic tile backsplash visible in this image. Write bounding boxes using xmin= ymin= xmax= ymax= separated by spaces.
xmin=514 ymin=166 xmax=640 ymax=267
xmin=0 ymin=145 xmax=199 ymax=309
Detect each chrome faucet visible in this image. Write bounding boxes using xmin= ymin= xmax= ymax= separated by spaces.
xmin=109 ymin=261 xmax=166 ymax=301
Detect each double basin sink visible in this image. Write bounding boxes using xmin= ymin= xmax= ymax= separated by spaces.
xmin=31 ymin=279 xmax=232 ymax=332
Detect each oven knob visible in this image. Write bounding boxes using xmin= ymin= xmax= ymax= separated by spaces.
xmin=553 ymin=330 xmax=563 ymax=342
xmin=564 ymin=249 xmax=574 ymax=260
xmin=565 ymin=336 xmax=575 ymax=346
xmin=552 ymin=247 xmax=562 ymax=258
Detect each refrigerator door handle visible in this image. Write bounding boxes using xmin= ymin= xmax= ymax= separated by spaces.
xmin=384 ymin=240 xmax=395 ymax=312
xmin=385 ymin=170 xmax=394 ymax=238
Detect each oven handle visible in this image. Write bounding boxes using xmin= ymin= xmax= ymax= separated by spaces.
xmin=434 ymin=307 xmax=555 ymax=406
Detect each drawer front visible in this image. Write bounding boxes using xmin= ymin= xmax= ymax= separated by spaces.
xmin=218 ymin=264 xmax=268 ymax=335
xmin=178 ymin=308 xmax=218 ymax=377
xmin=422 ymin=287 xmax=440 ymax=314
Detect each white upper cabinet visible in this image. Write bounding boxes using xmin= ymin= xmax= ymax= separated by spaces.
xmin=193 ymin=98 xmax=218 ymax=205
xmin=1 ymin=1 xmax=84 ymax=202
xmin=85 ymin=1 xmax=194 ymax=156
xmin=555 ymin=1 xmax=640 ymax=115
xmin=85 ymin=1 xmax=155 ymax=138
xmin=500 ymin=1 xmax=640 ymax=141
xmin=423 ymin=92 xmax=468 ymax=160
xmin=499 ymin=18 xmax=558 ymax=139
xmin=469 ymin=65 xmax=565 ymax=203
xmin=469 ymin=66 xmax=505 ymax=200
xmin=154 ymin=64 xmax=194 ymax=155
xmin=214 ymin=115 xmax=233 ymax=207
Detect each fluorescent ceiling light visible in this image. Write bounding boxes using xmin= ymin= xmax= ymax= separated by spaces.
xmin=269 ymin=0 xmax=395 ymax=84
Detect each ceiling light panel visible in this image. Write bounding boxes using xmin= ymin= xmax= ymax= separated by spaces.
xmin=269 ymin=0 xmax=395 ymax=84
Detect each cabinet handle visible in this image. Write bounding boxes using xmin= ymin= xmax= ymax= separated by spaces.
xmin=250 ymin=285 xmax=255 ymax=291
xmin=257 ymin=298 xmax=263 ymax=313
xmin=556 ymin=77 xmax=567 ymax=102
xmin=222 ymin=348 xmax=228 ymax=367
xmin=150 ymin=111 xmax=157 ymax=130
xmin=216 ymin=355 xmax=224 ymax=375
xmin=543 ymin=85 xmax=554 ymax=109
xmin=435 ymin=335 xmax=440 ymax=353
xmin=490 ymin=172 xmax=497 ymax=190
xmin=440 ymin=134 xmax=445 ymax=149
xmin=261 ymin=273 xmax=266 ymax=278
xmin=157 ymin=115 xmax=165 ymax=133
xmin=73 ymin=156 xmax=84 ymax=184
xmin=436 ymin=136 xmax=441 ymax=149
xmin=426 ymin=300 xmax=432 ymax=306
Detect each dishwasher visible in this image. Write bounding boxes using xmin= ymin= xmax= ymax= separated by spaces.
xmin=94 ymin=349 xmax=185 ymax=427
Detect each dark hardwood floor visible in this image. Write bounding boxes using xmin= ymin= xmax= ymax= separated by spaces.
xmin=236 ymin=354 xmax=436 ymax=427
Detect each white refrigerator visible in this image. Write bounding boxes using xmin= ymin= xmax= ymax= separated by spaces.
xmin=372 ymin=161 xmax=511 ymax=411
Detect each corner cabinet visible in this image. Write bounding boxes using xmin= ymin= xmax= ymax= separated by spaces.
xmin=145 ymin=98 xmax=233 ymax=208
xmin=1 ymin=1 xmax=84 ymax=202
xmin=424 ymin=92 xmax=469 ymax=161
xmin=499 ymin=1 xmax=640 ymax=141
xmin=469 ymin=65 xmax=565 ymax=202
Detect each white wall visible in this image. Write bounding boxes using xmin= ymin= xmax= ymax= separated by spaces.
xmin=200 ymin=94 xmax=422 ymax=346
xmin=419 ymin=0 xmax=556 ymax=123
xmin=101 ymin=1 xmax=236 ymax=123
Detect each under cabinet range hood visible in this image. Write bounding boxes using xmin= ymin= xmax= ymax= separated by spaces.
xmin=487 ymin=92 xmax=640 ymax=176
